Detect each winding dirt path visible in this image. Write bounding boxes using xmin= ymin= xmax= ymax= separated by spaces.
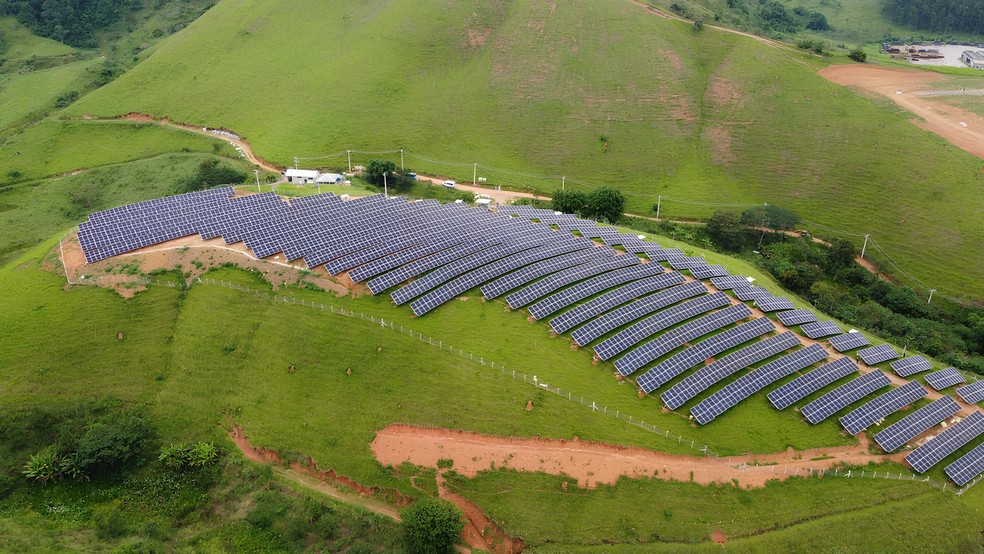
xmin=372 ymin=425 xmax=905 ymax=490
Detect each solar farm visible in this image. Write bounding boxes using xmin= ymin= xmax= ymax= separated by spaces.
xmin=76 ymin=189 xmax=984 ymax=487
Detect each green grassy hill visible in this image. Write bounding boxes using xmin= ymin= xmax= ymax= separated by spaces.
xmin=58 ymin=0 xmax=984 ymax=301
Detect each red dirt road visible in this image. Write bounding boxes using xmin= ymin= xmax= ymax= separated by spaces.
xmin=372 ymin=425 xmax=904 ymax=490
xmin=819 ymin=65 xmax=984 ymax=161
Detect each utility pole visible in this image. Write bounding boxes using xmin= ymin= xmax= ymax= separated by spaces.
xmin=861 ymin=234 xmax=871 ymax=259
xmin=400 ymin=149 xmax=404 ymax=171
xmin=383 ymin=172 xmax=388 ymax=198
xmin=473 ymin=163 xmax=477 ymax=186
xmin=294 ymin=157 xmax=299 ymax=171
xmin=902 ymin=337 xmax=911 ymax=358
xmin=928 ymin=289 xmax=936 ymax=304
xmin=347 ymin=150 xmax=352 ymax=172
xmin=562 ymin=176 xmax=566 ymax=191
xmin=655 ymin=195 xmax=661 ymax=221
xmin=254 ymin=169 xmax=260 ymax=192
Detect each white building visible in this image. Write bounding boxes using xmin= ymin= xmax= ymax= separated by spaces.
xmin=315 ymin=173 xmax=344 ymax=185
xmin=284 ymin=168 xmax=319 ymax=184
xmin=961 ymin=50 xmax=984 ymax=69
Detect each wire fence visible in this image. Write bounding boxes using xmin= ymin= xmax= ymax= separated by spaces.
xmin=67 ymin=271 xmax=971 ymax=494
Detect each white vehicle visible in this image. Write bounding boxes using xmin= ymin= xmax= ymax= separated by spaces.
xmin=442 ymin=180 xmax=456 ymax=188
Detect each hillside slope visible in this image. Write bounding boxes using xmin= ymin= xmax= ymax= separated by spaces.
xmin=65 ymin=0 xmax=984 ymax=299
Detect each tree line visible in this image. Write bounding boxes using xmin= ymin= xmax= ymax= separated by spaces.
xmin=0 ymin=0 xmax=140 ymax=47
xmin=884 ymin=0 xmax=984 ymax=35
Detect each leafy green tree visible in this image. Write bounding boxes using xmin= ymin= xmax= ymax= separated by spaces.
xmin=706 ymin=210 xmax=746 ymax=251
xmin=584 ymin=187 xmax=626 ymax=224
xmin=849 ymin=49 xmax=867 ymax=63
xmin=552 ymin=190 xmax=588 ymax=215
xmin=806 ymin=11 xmax=831 ymax=31
xmin=402 ymin=498 xmax=464 ymax=554
xmin=741 ymin=205 xmax=800 ymax=232
xmin=364 ymin=159 xmax=396 ymax=186
xmin=828 ymin=238 xmax=857 ymax=268
xmin=73 ymin=411 xmax=151 ymax=472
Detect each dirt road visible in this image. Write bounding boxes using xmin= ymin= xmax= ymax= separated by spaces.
xmin=819 ymin=65 xmax=984 ymax=161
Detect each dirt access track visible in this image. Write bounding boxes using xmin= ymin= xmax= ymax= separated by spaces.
xmin=819 ymin=65 xmax=984 ymax=161
xmin=373 ymin=425 xmax=907 ymax=490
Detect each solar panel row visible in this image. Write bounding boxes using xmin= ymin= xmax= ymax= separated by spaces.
xmin=956 ymin=381 xmax=984 ymax=405
xmin=799 ymin=321 xmax=842 ymax=339
xmin=549 ymin=272 xmax=689 ymax=334
xmin=767 ymin=356 xmax=859 ymax=411
xmin=889 ymin=355 xmax=933 ymax=377
xmin=923 ymin=368 xmax=966 ymax=391
xmin=776 ymin=309 xmax=818 ymax=327
xmin=526 ymin=264 xmax=671 ymax=320
xmin=829 ymin=332 xmax=871 ymax=352
xmin=907 ymin=411 xmax=984 ymax=473
xmin=873 ymin=396 xmax=961 ymax=452
xmin=710 ymin=275 xmax=751 ymax=290
xmin=838 ymin=381 xmax=928 ymax=436
xmin=801 ymin=371 xmax=891 ymax=424
xmin=857 ymin=343 xmax=900 ymax=365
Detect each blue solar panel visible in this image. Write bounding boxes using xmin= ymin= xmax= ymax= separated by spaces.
xmin=732 ymin=286 xmax=771 ymax=302
xmin=945 ymin=440 xmax=984 ymax=485
xmin=956 ymin=381 xmax=984 ymax=405
xmin=549 ymin=272 xmax=689 ymax=334
xmin=776 ymin=309 xmax=818 ymax=327
xmin=924 ymin=368 xmax=966 ymax=391
xmin=829 ymin=332 xmax=871 ymax=352
xmin=615 ymin=304 xmax=752 ymax=377
xmin=801 ymin=371 xmax=891 ymax=424
xmin=874 ymin=396 xmax=961 ymax=452
xmin=637 ymin=317 xmax=774 ymax=394
xmin=479 ymin=245 xmax=600 ymax=299
xmin=755 ymin=297 xmax=796 ymax=313
xmin=692 ymin=343 xmax=829 ymax=424
xmin=857 ymin=343 xmax=900 ymax=365
xmin=799 ymin=321 xmax=842 ymax=339
xmin=662 ymin=331 xmax=801 ymax=410
xmin=768 ymin=357 xmax=860 ymax=410
xmin=907 ymin=411 xmax=984 ymax=473
xmin=889 ymin=356 xmax=933 ymax=377
xmin=573 ymin=281 xmax=710 ymax=348
xmin=506 ymin=255 xmax=641 ymax=308
xmin=690 ymin=264 xmax=729 ymax=280
xmin=838 ymin=381 xmax=928 ymax=435
xmin=527 ymin=264 xmax=670 ymax=320
xmin=710 ymin=275 xmax=751 ymax=290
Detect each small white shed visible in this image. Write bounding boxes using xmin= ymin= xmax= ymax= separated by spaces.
xmin=285 ymin=168 xmax=319 ymax=184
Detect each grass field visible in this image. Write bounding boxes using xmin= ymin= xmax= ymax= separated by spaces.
xmin=0 ymin=17 xmax=75 ymax=60
xmin=54 ymin=0 xmax=984 ymax=301
xmin=0 ymin=58 xmax=100 ymax=131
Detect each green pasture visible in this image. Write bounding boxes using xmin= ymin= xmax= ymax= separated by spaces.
xmin=0 ymin=58 xmax=100 ymax=131
xmin=0 ymin=17 xmax=75 ymax=60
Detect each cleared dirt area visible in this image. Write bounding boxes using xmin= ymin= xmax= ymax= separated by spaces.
xmin=819 ymin=65 xmax=984 ymax=161
xmin=372 ymin=424 xmax=906 ymax=490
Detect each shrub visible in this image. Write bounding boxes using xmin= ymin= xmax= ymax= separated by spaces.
xmin=849 ymin=49 xmax=868 ymax=62
xmin=402 ymin=498 xmax=464 ymax=554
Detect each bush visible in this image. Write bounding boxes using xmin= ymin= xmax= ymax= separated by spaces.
xmin=402 ymin=498 xmax=464 ymax=554
xmin=849 ymin=49 xmax=868 ymax=62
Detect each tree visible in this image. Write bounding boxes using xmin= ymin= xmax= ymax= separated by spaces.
xmin=806 ymin=11 xmax=831 ymax=31
xmin=706 ymin=210 xmax=747 ymax=251
xmin=849 ymin=49 xmax=868 ymax=63
xmin=552 ymin=190 xmax=588 ymax=215
xmin=584 ymin=187 xmax=626 ymax=224
xmin=364 ymin=159 xmax=396 ymax=186
xmin=741 ymin=205 xmax=800 ymax=232
xmin=828 ymin=238 xmax=857 ymax=268
xmin=402 ymin=498 xmax=464 ymax=554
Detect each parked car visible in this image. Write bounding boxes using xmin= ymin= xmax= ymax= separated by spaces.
xmin=443 ymin=180 xmax=456 ymax=188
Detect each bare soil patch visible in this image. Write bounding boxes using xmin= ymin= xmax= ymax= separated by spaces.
xmin=372 ymin=425 xmax=901 ymax=490
xmin=819 ymin=65 xmax=984 ymax=161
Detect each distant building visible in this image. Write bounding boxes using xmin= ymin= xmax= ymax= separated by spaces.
xmin=961 ymin=50 xmax=984 ymax=69
xmin=284 ymin=168 xmax=319 ymax=184
xmin=315 ymin=173 xmax=344 ymax=185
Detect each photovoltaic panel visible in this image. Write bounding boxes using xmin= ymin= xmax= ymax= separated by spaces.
xmin=505 ymin=255 xmax=641 ymax=309
xmin=776 ymin=309 xmax=818 ymax=327
xmin=710 ymin=275 xmax=751 ymax=290
xmin=573 ymin=281 xmax=710 ymax=347
xmin=924 ymin=368 xmax=966 ymax=391
xmin=690 ymin=265 xmax=729 ymax=280
xmin=829 ymin=332 xmax=871 ymax=352
xmin=890 ymin=356 xmax=933 ymax=377
xmin=768 ymin=357 xmax=859 ymax=410
xmin=666 ymin=255 xmax=706 ymax=270
xmin=839 ymin=381 xmax=928 ymax=435
xmin=591 ymin=291 xmax=729 ymax=358
xmin=691 ymin=343 xmax=829 ymax=424
xmin=800 ymin=371 xmax=891 ymax=424
xmin=799 ymin=321 xmax=842 ymax=339
xmin=857 ymin=343 xmax=900 ymax=365
xmin=642 ymin=246 xmax=682 ymax=262
xmin=945 ymin=440 xmax=984 ymax=485
xmin=527 ymin=264 xmax=670 ymax=320
xmin=956 ymin=381 xmax=984 ymax=405
xmin=755 ymin=297 xmax=796 ymax=313
xmin=479 ymin=245 xmax=600 ymax=299
xmin=732 ymin=286 xmax=771 ymax=302
xmin=907 ymin=411 xmax=984 ymax=473
xmin=549 ymin=272 xmax=688 ymax=334
xmin=662 ymin=331 xmax=801 ymax=410
xmin=636 ymin=316 xmax=774 ymax=394
xmin=874 ymin=396 xmax=961 ymax=452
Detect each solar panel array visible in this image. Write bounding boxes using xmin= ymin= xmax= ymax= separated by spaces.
xmin=873 ymin=396 xmax=961 ymax=452
xmin=946 ymin=441 xmax=984 ymax=486
xmin=662 ymin=331 xmax=801 ymax=410
xmin=755 ymin=296 xmax=796 ymax=313
xmin=526 ymin=264 xmax=670 ymax=320
xmin=615 ymin=304 xmax=752 ymax=377
xmin=692 ymin=343 xmax=829 ymax=424
xmin=549 ymin=273 xmax=689 ymax=334
xmin=505 ymin=255 xmax=641 ymax=308
xmin=689 ymin=264 xmax=729 ymax=280
xmin=829 ymin=332 xmax=871 ymax=352
xmin=924 ymin=368 xmax=966 ymax=391
xmin=906 ymin=411 xmax=984 ymax=473
xmin=637 ymin=317 xmax=774 ymax=394
xmin=799 ymin=321 xmax=842 ymax=339
xmin=857 ymin=343 xmax=900 ymax=365
xmin=732 ymin=286 xmax=771 ymax=302
xmin=838 ymin=381 xmax=928 ymax=435
xmin=776 ymin=309 xmax=818 ymax=327
xmin=767 ymin=357 xmax=859 ymax=411
xmin=956 ymin=381 xmax=984 ymax=405
xmin=889 ymin=355 xmax=933 ymax=378
xmin=710 ymin=275 xmax=751 ymax=290
xmin=801 ymin=371 xmax=891 ymax=424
